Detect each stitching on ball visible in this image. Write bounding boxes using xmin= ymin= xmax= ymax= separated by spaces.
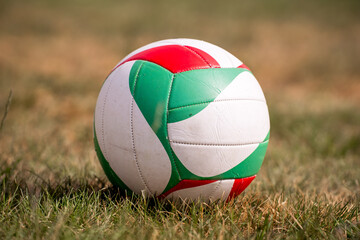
xmin=182 ymin=45 xmax=213 ymax=68
xmin=166 ymin=74 xmax=182 ymax=180
xmin=131 ymin=62 xmax=143 ymax=95
xmin=101 ymin=73 xmax=117 ymax=159
xmin=169 ymin=140 xmax=268 ymax=147
xmin=168 ymin=98 xmax=266 ymax=111
xmin=208 ymin=180 xmax=222 ymax=200
xmin=174 ymin=65 xmax=214 ymax=73
xmin=130 ymin=63 xmax=153 ymax=195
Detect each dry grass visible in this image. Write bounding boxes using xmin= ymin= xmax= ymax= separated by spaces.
xmin=0 ymin=0 xmax=359 ymax=239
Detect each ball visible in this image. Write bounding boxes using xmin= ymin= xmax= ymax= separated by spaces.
xmin=94 ymin=38 xmax=270 ymax=202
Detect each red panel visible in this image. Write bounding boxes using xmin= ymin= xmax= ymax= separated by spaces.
xmin=238 ymin=63 xmax=251 ymax=71
xmin=183 ymin=46 xmax=221 ymax=69
xmin=158 ymin=179 xmax=217 ymax=198
xmin=227 ymin=175 xmax=256 ymax=201
xmin=118 ymin=45 xmax=220 ymax=73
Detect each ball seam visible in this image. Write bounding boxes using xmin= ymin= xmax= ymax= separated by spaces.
xmin=208 ymin=180 xmax=222 ymax=200
xmin=182 ymin=45 xmax=213 ymax=68
xmin=130 ymin=62 xmax=153 ymax=195
xmin=166 ymin=74 xmax=182 ymax=181
xmin=169 ymin=139 xmax=269 ymax=147
xmin=100 ymin=71 xmax=117 ymax=160
xmin=168 ymin=98 xmax=266 ymax=111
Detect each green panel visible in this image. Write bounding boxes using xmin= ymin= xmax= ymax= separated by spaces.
xmin=215 ymin=140 xmax=269 ymax=179
xmin=129 ymin=60 xmax=181 ymax=193
xmin=168 ymin=103 xmax=209 ymax=123
xmin=129 ymin=60 xmax=173 ymax=135
xmin=93 ymin=126 xmax=133 ymax=194
xmin=168 ymin=68 xmax=249 ymax=123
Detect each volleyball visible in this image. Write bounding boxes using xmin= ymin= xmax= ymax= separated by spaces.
xmin=94 ymin=38 xmax=270 ymax=202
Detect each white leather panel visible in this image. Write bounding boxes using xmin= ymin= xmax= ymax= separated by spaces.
xmin=132 ymin=102 xmax=172 ymax=195
xmin=168 ymin=100 xmax=269 ymax=145
xmin=216 ymin=71 xmax=266 ymax=101
xmin=95 ymin=61 xmax=145 ymax=193
xmin=167 ymin=70 xmax=269 ymax=177
xmin=170 ymin=143 xmax=259 ymax=177
xmin=95 ymin=61 xmax=171 ymax=196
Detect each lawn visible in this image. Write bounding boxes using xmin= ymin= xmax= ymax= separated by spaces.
xmin=0 ymin=0 xmax=359 ymax=239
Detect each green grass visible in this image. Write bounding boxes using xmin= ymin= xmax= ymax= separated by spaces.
xmin=1 ymin=0 xmax=360 ymax=239
xmin=1 ymin=99 xmax=359 ymax=239
xmin=1 ymin=159 xmax=359 ymax=239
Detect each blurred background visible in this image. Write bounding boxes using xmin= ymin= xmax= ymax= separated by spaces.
xmin=0 ymin=0 xmax=359 ymax=198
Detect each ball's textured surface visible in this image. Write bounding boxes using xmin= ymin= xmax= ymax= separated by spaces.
xmin=94 ymin=39 xmax=270 ymax=202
